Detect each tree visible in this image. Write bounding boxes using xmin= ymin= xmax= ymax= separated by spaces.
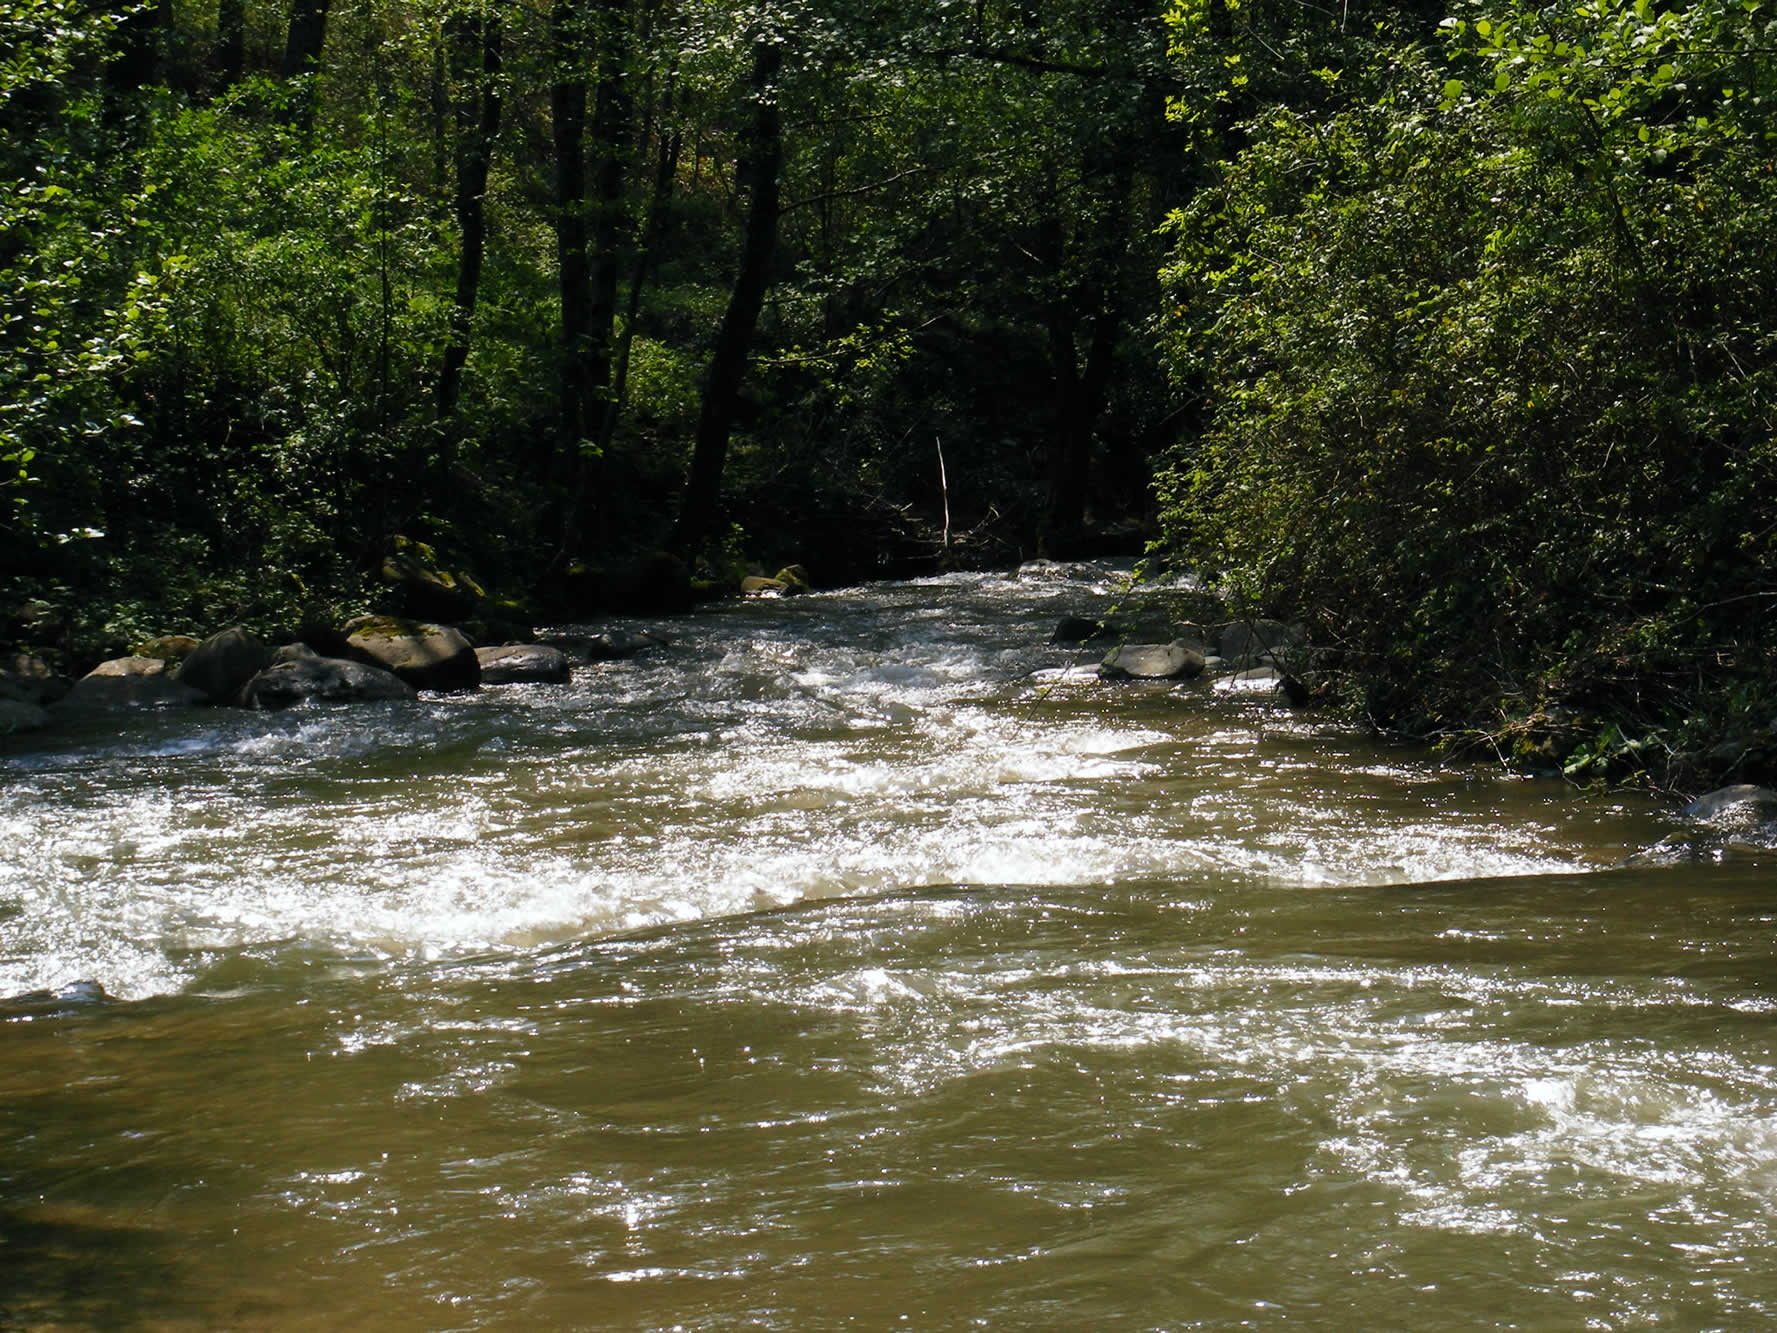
xmin=672 ymin=34 xmax=782 ymax=559
xmin=436 ymin=3 xmax=504 ymax=420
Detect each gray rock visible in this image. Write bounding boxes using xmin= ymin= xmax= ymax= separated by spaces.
xmin=1098 ymin=640 xmax=1207 ymax=681
xmin=1215 ymin=666 xmax=1283 ymax=692
xmin=1683 ymin=784 xmax=1777 ymax=821
xmin=239 ymin=656 xmax=418 ymax=710
xmin=1216 ymin=619 xmax=1303 ymax=665
xmin=475 ymin=644 xmax=572 ymax=685
xmin=0 ymin=978 xmax=111 ymax=1018
xmin=541 ymin=628 xmax=666 ymax=662
xmin=55 ymin=657 xmax=206 ymax=710
xmin=176 ymin=626 xmax=273 ymax=704
xmin=0 ymin=654 xmax=70 ymax=706
xmin=0 ymin=699 xmax=51 ymax=734
xmin=343 ymin=615 xmax=480 ymax=692
xmin=1052 ymin=616 xmax=1122 ymax=645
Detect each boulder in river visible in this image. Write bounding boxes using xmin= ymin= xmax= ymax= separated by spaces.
xmin=0 ymin=699 xmax=51 ymax=734
xmin=176 ymin=627 xmax=274 ymax=704
xmin=343 ymin=615 xmax=480 ymax=692
xmin=379 ymin=534 xmax=489 ymax=621
xmin=1683 ymin=784 xmax=1777 ymax=821
xmin=239 ymin=655 xmax=418 ymax=709
xmin=542 ymin=628 xmax=667 ymax=662
xmin=0 ymin=978 xmax=111 ymax=1018
xmin=1098 ymin=640 xmax=1207 ymax=681
xmin=475 ymin=644 xmax=572 ymax=685
xmin=1215 ymin=619 xmax=1303 ymax=666
xmin=1 ymin=654 xmax=69 ymax=707
xmin=741 ymin=576 xmax=789 ymax=598
xmin=1053 ymin=616 xmax=1123 ymax=645
xmin=55 ymin=657 xmax=207 ymax=711
xmin=774 ymin=565 xmax=813 ymax=593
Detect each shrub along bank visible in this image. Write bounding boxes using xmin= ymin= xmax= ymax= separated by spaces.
xmin=1154 ymin=0 xmax=1777 ymax=791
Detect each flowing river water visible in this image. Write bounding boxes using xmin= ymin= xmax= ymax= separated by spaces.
xmin=4 ymin=564 xmax=1776 ymax=1330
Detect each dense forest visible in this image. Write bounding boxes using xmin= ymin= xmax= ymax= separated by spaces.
xmin=4 ymin=0 xmax=1776 ymax=785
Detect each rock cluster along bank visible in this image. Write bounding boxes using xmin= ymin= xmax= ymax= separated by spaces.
xmin=1073 ymin=615 xmax=1310 ymax=704
xmin=0 ymin=617 xmax=650 ymax=734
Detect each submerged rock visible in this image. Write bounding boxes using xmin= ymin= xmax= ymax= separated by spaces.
xmin=343 ymin=615 xmax=480 ymax=692
xmin=577 ymin=629 xmax=667 ymax=661
xmin=1683 ymin=784 xmax=1777 ymax=821
xmin=537 ymin=628 xmax=668 ymax=662
xmin=0 ymin=978 xmax=111 ymax=1019
xmin=1052 ymin=616 xmax=1122 ymax=645
xmin=1098 ymin=640 xmax=1207 ymax=681
xmin=1215 ymin=619 xmax=1304 ymax=666
xmin=239 ymin=655 xmax=418 ymax=709
xmin=0 ymin=699 xmax=51 ymax=734
xmin=475 ymin=644 xmax=572 ymax=685
xmin=1 ymin=653 xmax=70 ymax=706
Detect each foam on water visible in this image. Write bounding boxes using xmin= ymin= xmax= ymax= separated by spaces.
xmin=0 ymin=569 xmax=1675 ymax=999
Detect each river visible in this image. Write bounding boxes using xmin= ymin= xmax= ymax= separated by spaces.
xmin=3 ymin=564 xmax=1775 ymax=1330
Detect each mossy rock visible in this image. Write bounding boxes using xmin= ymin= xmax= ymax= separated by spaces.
xmin=773 ymin=565 xmax=813 ymax=593
xmin=134 ymin=634 xmax=202 ymax=665
xmin=343 ymin=615 xmax=480 ymax=692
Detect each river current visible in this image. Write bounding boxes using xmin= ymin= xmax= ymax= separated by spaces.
xmin=3 ymin=564 xmax=1775 ymax=1330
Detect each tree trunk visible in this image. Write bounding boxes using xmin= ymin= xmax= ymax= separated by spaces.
xmin=1037 ymin=157 xmax=1135 ymax=559
xmin=672 ymin=40 xmax=783 ymax=560
xmin=104 ymin=0 xmax=166 ymax=124
xmin=606 ymin=73 xmax=681 ymax=456
xmin=213 ymin=0 xmax=245 ymax=87
xmin=1040 ymin=300 xmax=1119 ymax=557
xmin=558 ymin=0 xmax=632 ymax=552
xmin=551 ymin=0 xmax=591 ymax=460
xmin=436 ymin=10 xmax=503 ymax=420
xmin=281 ymin=0 xmax=331 ymax=131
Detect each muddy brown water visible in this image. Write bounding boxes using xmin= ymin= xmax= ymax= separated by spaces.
xmin=4 ymin=566 xmax=1774 ymax=1330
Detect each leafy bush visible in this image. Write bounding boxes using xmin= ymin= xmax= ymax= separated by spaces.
xmin=1158 ymin=16 xmax=1777 ymax=777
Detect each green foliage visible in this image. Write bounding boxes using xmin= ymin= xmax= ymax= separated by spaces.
xmin=1156 ymin=2 xmax=1777 ymax=777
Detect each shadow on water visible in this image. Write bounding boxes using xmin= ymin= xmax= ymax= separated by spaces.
xmin=0 ymin=1203 xmax=194 ymax=1330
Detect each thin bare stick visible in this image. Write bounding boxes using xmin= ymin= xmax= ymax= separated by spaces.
xmin=935 ymin=435 xmax=951 ymax=551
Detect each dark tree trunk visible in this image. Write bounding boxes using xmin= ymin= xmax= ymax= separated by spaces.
xmin=281 ymin=0 xmax=331 ymax=130
xmin=557 ymin=0 xmax=633 ymax=552
xmin=606 ymin=69 xmax=681 ymax=456
xmin=1037 ymin=156 xmax=1135 ymax=559
xmin=104 ymin=0 xmax=166 ymax=122
xmin=436 ymin=10 xmax=503 ymax=420
xmin=672 ymin=40 xmax=783 ymax=560
xmin=550 ymin=0 xmax=591 ymax=460
xmin=1040 ymin=301 xmax=1119 ymax=558
xmin=213 ymin=0 xmax=245 ymax=87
